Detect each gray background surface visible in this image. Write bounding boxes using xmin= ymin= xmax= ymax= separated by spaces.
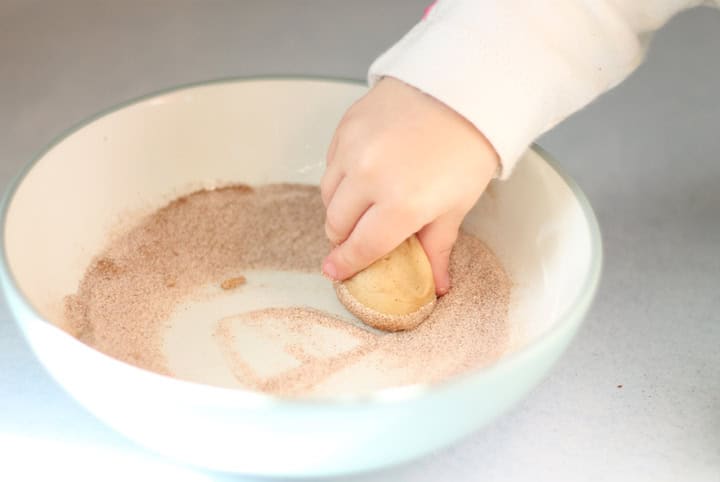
xmin=1 ymin=1 xmax=719 ymax=480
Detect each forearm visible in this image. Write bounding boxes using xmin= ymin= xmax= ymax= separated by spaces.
xmin=369 ymin=0 xmax=718 ymax=177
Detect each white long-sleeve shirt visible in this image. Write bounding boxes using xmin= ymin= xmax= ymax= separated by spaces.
xmin=369 ymin=0 xmax=719 ymax=177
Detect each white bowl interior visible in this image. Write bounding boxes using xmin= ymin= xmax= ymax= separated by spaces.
xmin=1 ymin=79 xmax=597 ymax=474
xmin=5 ymin=79 xmax=592 ymax=383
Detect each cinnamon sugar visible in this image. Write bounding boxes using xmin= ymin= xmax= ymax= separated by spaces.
xmin=61 ymin=184 xmax=511 ymax=397
xmin=214 ymin=307 xmax=379 ymax=397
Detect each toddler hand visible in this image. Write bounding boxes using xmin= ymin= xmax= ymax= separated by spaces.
xmin=321 ymin=77 xmax=499 ymax=295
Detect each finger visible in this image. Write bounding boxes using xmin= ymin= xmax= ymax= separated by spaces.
xmin=320 ymin=128 xmax=343 ymax=207
xmin=320 ymin=161 xmax=344 ymax=208
xmin=326 ymin=128 xmax=339 ymax=166
xmin=324 ymin=177 xmax=372 ymax=245
xmin=416 ymin=213 xmax=462 ymax=295
xmin=322 ymin=204 xmax=420 ymax=281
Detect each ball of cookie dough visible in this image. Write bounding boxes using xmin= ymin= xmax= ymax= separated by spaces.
xmin=335 ymin=235 xmax=437 ymax=332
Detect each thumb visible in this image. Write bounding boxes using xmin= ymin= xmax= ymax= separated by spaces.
xmin=322 ymin=204 xmax=418 ymax=281
xmin=416 ymin=214 xmax=462 ymax=296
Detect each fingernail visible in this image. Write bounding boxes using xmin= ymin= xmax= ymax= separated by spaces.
xmin=322 ymin=259 xmax=338 ymax=280
xmin=437 ymin=276 xmax=451 ymax=296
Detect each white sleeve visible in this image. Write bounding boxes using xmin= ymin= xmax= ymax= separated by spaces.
xmin=369 ymin=0 xmax=719 ymax=178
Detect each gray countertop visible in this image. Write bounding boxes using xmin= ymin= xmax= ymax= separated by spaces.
xmin=1 ymin=1 xmax=718 ymax=481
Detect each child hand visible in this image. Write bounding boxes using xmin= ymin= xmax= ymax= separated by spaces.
xmin=320 ymin=77 xmax=499 ymax=295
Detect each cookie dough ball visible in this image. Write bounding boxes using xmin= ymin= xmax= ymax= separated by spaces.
xmin=335 ymin=235 xmax=436 ymax=332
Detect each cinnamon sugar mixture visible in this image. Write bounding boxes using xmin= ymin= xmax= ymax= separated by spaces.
xmin=62 ymin=184 xmax=511 ymax=397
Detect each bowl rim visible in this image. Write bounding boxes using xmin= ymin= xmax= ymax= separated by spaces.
xmin=0 ymin=75 xmax=603 ymax=407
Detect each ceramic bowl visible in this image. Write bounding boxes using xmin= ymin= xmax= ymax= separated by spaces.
xmin=0 ymin=78 xmax=601 ymax=477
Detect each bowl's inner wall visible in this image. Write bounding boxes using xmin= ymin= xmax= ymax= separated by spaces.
xmin=4 ymin=79 xmax=593 ymax=355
